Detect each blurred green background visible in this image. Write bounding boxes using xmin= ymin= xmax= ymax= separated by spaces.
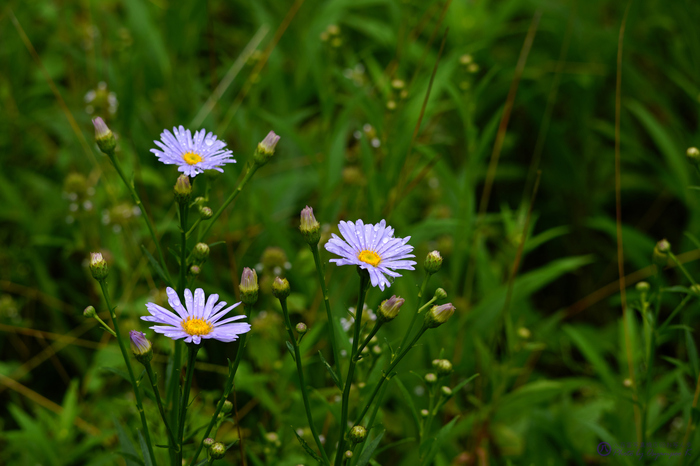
xmin=2 ymin=0 xmax=700 ymax=464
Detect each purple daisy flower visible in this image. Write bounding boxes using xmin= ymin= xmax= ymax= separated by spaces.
xmin=142 ymin=287 xmax=250 ymax=344
xmin=150 ymin=126 xmax=235 ymax=177
xmin=324 ymin=219 xmax=416 ymax=291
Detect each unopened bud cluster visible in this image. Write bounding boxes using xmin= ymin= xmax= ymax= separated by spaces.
xmin=432 ymin=358 xmax=453 ymax=377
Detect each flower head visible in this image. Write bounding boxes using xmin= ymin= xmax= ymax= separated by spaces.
xmin=92 ymin=117 xmax=116 ymax=154
xmin=299 ymin=206 xmax=321 ymax=245
xmin=240 ymin=267 xmax=259 ymax=306
xmin=425 ymin=303 xmax=456 ymax=328
xmin=89 ymin=252 xmax=109 ymax=280
xmin=151 ymin=126 xmax=235 ymax=177
xmin=377 ymin=295 xmax=405 ymax=322
xmin=129 ymin=330 xmax=153 ymax=363
xmin=142 ymin=287 xmax=250 ymax=344
xmin=324 ymin=219 xmax=416 ymax=291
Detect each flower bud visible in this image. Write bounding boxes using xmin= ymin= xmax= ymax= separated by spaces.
xmin=372 ymin=345 xmax=382 ymax=355
xmin=299 ymin=206 xmax=321 ymax=245
xmin=296 ymin=322 xmax=307 ymax=334
xmin=174 ymin=175 xmax=192 ymax=203
xmin=348 ymin=425 xmax=367 ymax=443
xmin=652 ymin=239 xmax=670 ymax=268
xmin=636 ymin=281 xmax=650 ymax=293
xmin=209 ymin=442 xmax=226 ymax=459
xmin=441 ymin=386 xmax=452 ymax=397
xmin=272 ymin=276 xmax=290 ymax=300
xmin=193 ymin=243 xmax=210 ymax=262
xmin=89 ymin=252 xmax=109 ymax=280
xmin=517 ymin=327 xmax=531 ymax=339
xmin=253 ymin=131 xmax=280 ymax=166
xmin=424 ymin=250 xmax=443 ymax=274
xmin=189 ymin=265 xmax=201 ymax=276
xmin=222 ymin=400 xmax=233 ymax=414
xmin=199 ymin=206 xmax=213 ymax=219
xmin=203 ymin=438 xmax=215 ymax=448
xmin=425 ymin=373 xmax=437 ymax=385
xmin=691 ymin=284 xmax=700 ymax=297
xmin=425 ymin=303 xmax=456 ymax=328
xmin=240 ymin=267 xmax=259 ymax=306
xmin=83 ymin=305 xmax=97 ymax=318
xmin=92 ymin=117 xmax=116 ymax=154
xmin=344 ymin=451 xmax=353 ymax=459
xmin=433 ymin=288 xmax=447 ymax=300
xmin=377 ymin=295 xmax=405 ymax=322
xmin=129 ymin=330 xmax=153 ymax=363
xmin=433 ymin=359 xmax=453 ymax=377
xmin=421 ymin=409 xmax=429 ymax=418
xmin=687 ymin=147 xmax=700 ymax=167
xmin=265 ymin=432 xmax=280 ymax=445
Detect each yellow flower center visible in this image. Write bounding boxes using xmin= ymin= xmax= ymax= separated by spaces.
xmin=358 ymin=250 xmax=381 ymax=267
xmin=181 ymin=317 xmax=213 ymax=336
xmin=183 ymin=151 xmax=203 ymax=165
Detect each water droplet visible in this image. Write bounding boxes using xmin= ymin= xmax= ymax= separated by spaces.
xmin=373 ymin=225 xmax=379 ymax=232
xmin=204 ymin=136 xmax=214 ymax=146
xmin=382 ymin=238 xmax=389 ymax=244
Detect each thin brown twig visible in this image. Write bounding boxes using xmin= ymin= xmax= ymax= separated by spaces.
xmin=614 ymin=2 xmax=640 ymax=444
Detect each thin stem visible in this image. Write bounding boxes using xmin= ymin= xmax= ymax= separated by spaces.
xmin=356 ymin=322 xmax=383 ymax=358
xmin=178 ymin=202 xmax=189 ymax=294
xmin=668 ymin=252 xmax=697 ymax=286
xmin=92 ymin=314 xmax=117 ymax=337
xmin=397 ymin=274 xmax=431 ymax=354
xmin=280 ymin=297 xmax=331 ymax=466
xmin=335 ymin=272 xmax=370 ymax=466
xmin=186 ymin=217 xmax=202 ymax=239
xmin=199 ymin=162 xmax=260 ymax=242
xmin=351 ymin=381 xmax=389 ymax=466
xmin=657 ymin=294 xmax=693 ymax=335
xmin=680 ymin=372 xmax=700 ymax=466
xmin=144 ymin=361 xmax=178 ymax=449
xmin=354 ymin=326 xmax=428 ymax=428
xmin=105 ymin=151 xmax=172 ymax=285
xmin=311 ymin=245 xmax=343 ymax=386
xmin=166 ymin=341 xmax=182 ymax=466
xmin=178 ymin=345 xmax=199 ymax=464
xmin=98 ymin=281 xmax=156 ymax=465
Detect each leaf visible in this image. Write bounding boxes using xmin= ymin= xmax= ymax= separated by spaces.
xmin=318 ymin=350 xmax=342 ymax=391
xmin=292 ymin=427 xmax=322 ymax=463
xmin=421 ymin=416 xmax=459 ymax=465
xmin=286 ymin=341 xmax=296 ymax=362
xmin=356 ymin=430 xmax=385 ymax=466
xmin=114 ymin=417 xmax=140 ymax=466
xmin=140 ymin=244 xmax=171 ymax=286
xmin=137 ymin=430 xmax=153 ymax=466
xmin=563 ymin=326 xmax=616 ymax=390
xmin=687 ymin=328 xmax=699 ymax=380
xmin=394 ymin=379 xmax=420 ymax=436
xmin=101 ymin=366 xmax=131 ymax=382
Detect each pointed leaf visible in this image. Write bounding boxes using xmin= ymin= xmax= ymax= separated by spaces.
xmin=356 ymin=430 xmax=385 ymax=466
xmin=318 ymin=350 xmax=342 ymax=390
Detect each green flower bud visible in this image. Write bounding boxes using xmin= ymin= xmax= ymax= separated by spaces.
xmin=174 ymin=175 xmax=192 ymax=203
xmin=517 ymin=327 xmax=531 ymax=339
xmin=92 ymin=117 xmax=116 ymax=154
xmin=89 ymin=252 xmax=109 ymax=281
xmin=377 ymin=295 xmax=405 ymax=322
xmin=653 ymin=239 xmax=670 ymax=268
xmin=203 ymin=437 xmax=215 ymax=448
xmin=636 ymin=281 xmax=650 ymax=292
xmin=193 ymin=243 xmax=210 ymax=262
xmin=221 ymin=400 xmax=233 ymax=414
xmin=265 ymin=432 xmax=280 ymax=445
xmin=199 ymin=206 xmax=213 ymax=219
xmin=441 ymin=386 xmax=452 ymax=397
xmin=253 ymin=131 xmax=280 ymax=166
xmin=424 ymin=250 xmax=443 ymax=274
xmin=434 ymin=359 xmax=453 ymax=377
xmin=433 ymin=288 xmax=447 ymax=300
xmin=299 ymin=206 xmax=321 ymax=245
xmin=272 ymin=277 xmax=290 ymax=300
xmin=83 ymin=306 xmax=97 ymax=318
xmin=296 ymin=322 xmax=307 ymax=334
xmin=372 ymin=345 xmax=382 ymax=355
xmin=687 ymin=147 xmax=700 ymax=167
xmin=348 ymin=425 xmax=367 ymax=443
xmin=129 ymin=330 xmax=153 ymax=363
xmin=209 ymin=442 xmax=226 ymax=459
xmin=189 ymin=265 xmax=201 ymax=276
xmin=425 ymin=373 xmax=437 ymax=385
xmin=240 ymin=267 xmax=259 ymax=306
xmin=420 ymin=409 xmax=429 ymax=418
xmin=425 ymin=303 xmax=455 ymax=328
xmin=344 ymin=451 xmax=353 ymax=459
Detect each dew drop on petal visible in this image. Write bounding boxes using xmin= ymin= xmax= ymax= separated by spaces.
xmin=204 ymin=136 xmax=214 ymax=146
xmin=382 ymin=238 xmax=389 ymax=244
xmin=373 ymin=225 xmax=379 ymax=232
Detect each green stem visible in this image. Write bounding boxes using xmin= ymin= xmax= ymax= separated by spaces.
xmin=98 ymin=281 xmax=157 ymax=465
xmin=397 ymin=274 xmax=431 ymax=354
xmin=668 ymin=252 xmax=697 ymax=286
xmin=186 ymin=218 xmax=202 ymax=239
xmin=335 ymin=271 xmax=370 ymax=466
xmin=178 ymin=345 xmax=199 ymax=464
xmin=356 ymin=322 xmax=383 ymax=358
xmin=351 ymin=381 xmax=389 ymax=466
xmin=105 ymin=150 xmax=172 ymax=285
xmin=657 ymin=294 xmax=692 ymax=334
xmin=166 ymin=341 xmax=182 ymax=466
xmin=199 ymin=162 xmax=260 ymax=242
xmin=92 ymin=314 xmax=117 ymax=337
xmin=144 ymin=361 xmax=178 ymax=450
xmin=178 ymin=202 xmax=189 ymax=294
xmin=353 ymin=326 xmax=428 ymax=428
xmin=311 ymin=245 xmax=343 ymax=387
xmin=280 ymin=297 xmax=331 ymax=466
